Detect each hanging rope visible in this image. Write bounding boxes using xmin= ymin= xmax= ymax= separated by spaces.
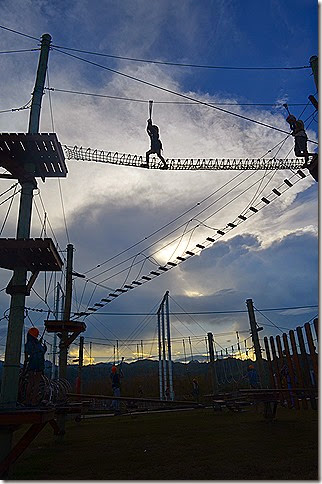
xmin=149 ymin=100 xmax=153 ymax=120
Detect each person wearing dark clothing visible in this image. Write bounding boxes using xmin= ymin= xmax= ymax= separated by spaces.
xmin=286 ymin=114 xmax=311 ymax=163
xmin=110 ymin=365 xmax=123 ymax=415
xmin=24 ymin=327 xmax=47 ymax=406
xmin=247 ymin=365 xmax=260 ymax=389
xmin=143 ymin=119 xmax=168 ymax=169
xmin=192 ymin=378 xmax=200 ymax=402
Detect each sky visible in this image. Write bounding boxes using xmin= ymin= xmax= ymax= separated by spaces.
xmin=0 ymin=0 xmax=318 ymax=365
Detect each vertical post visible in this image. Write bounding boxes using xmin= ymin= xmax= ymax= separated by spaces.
xmin=157 ymin=310 xmax=163 ymax=400
xmin=289 ymin=330 xmax=308 ymax=410
xmin=282 ymin=333 xmax=300 ymax=410
xmin=58 ymin=244 xmax=73 ymax=380
xmin=205 ymin=337 xmax=209 ymax=362
xmin=0 ymin=33 xmax=51 ymax=462
xmin=161 ymin=302 xmax=167 ymax=398
xmin=57 ymin=243 xmax=73 ymax=438
xmin=0 ymin=33 xmax=52 ymax=409
xmin=246 ymin=299 xmax=264 ymax=387
xmin=304 ymin=323 xmax=318 ymax=384
xmin=77 ymin=336 xmax=84 ymax=394
xmin=207 ymin=332 xmax=218 ymax=394
xmin=182 ymin=339 xmax=187 ymax=364
xmin=263 ymin=337 xmax=275 ymax=388
xmin=165 ymin=291 xmax=174 ymax=401
xmin=141 ymin=340 xmax=143 ymax=360
xmin=296 ymin=326 xmax=316 ymax=410
xmin=310 ymin=56 xmax=318 ymax=93
xmin=188 ymin=337 xmax=193 ymax=361
xmin=52 ymin=282 xmax=63 ymax=379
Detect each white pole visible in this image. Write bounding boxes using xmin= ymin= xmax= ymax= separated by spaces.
xmin=165 ymin=291 xmax=174 ymax=400
xmin=157 ymin=310 xmax=163 ymax=400
xmin=161 ymin=302 xmax=167 ymax=398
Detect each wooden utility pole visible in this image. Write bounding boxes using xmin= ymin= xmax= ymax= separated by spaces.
xmin=58 ymin=244 xmax=73 ymax=379
xmin=246 ymin=298 xmax=264 ymax=387
xmin=0 ymin=33 xmax=51 ymax=408
xmin=310 ymin=56 xmax=318 ymax=93
xmin=0 ymin=33 xmax=51 ymax=463
xmin=77 ymin=336 xmax=84 ymax=394
xmin=57 ymin=243 xmax=73 ymax=438
xmin=207 ymin=332 xmax=218 ymax=394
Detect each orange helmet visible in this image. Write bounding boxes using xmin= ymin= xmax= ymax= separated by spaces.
xmin=28 ymin=327 xmax=39 ymax=338
xmin=248 ymin=364 xmax=254 ymax=370
xmin=111 ymin=365 xmax=117 ymax=373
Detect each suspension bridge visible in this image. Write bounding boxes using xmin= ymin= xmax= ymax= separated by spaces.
xmin=63 ymin=144 xmax=306 ymax=170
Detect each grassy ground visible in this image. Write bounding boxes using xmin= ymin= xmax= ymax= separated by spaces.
xmin=9 ymin=406 xmax=318 ymax=480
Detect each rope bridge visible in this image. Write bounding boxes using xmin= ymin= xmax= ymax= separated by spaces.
xmin=63 ymin=145 xmax=305 ymax=171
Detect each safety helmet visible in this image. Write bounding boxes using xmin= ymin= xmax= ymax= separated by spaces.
xmin=28 ymin=327 xmax=39 ymax=338
xmin=111 ymin=365 xmax=117 ymax=373
xmin=248 ymin=364 xmax=254 ymax=370
xmin=296 ymin=119 xmax=304 ymax=129
xmin=286 ymin=114 xmax=296 ymax=123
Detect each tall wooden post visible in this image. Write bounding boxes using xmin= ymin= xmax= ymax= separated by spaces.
xmin=246 ymin=299 xmax=264 ymax=387
xmin=77 ymin=336 xmax=84 ymax=394
xmin=58 ymin=244 xmax=73 ymax=380
xmin=207 ymin=332 xmax=218 ymax=394
xmin=57 ymin=243 xmax=73 ymax=437
xmin=310 ymin=56 xmax=318 ymax=93
xmin=0 ymin=33 xmax=51 ymax=462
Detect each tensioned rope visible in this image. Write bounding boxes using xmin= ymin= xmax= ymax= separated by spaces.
xmin=81 ymin=166 xmax=305 ymax=289
xmin=76 ymin=169 xmax=308 ymax=317
xmin=53 ymin=48 xmax=318 ymax=144
xmin=44 ymin=87 xmax=309 ymax=107
xmin=52 ymin=44 xmax=310 ymax=70
xmin=79 ymin=170 xmax=275 ymax=288
xmin=0 ymin=24 xmax=310 ymax=71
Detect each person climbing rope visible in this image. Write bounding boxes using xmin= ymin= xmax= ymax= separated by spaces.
xmin=143 ymin=118 xmax=168 ymax=170
xmin=23 ymin=327 xmax=47 ymax=406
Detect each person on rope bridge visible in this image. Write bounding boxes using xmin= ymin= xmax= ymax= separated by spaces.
xmin=285 ymin=114 xmax=312 ymax=164
xmin=110 ymin=359 xmax=124 ymax=415
xmin=143 ymin=118 xmax=168 ymax=170
xmin=246 ymin=364 xmax=260 ymax=389
xmin=23 ymin=327 xmax=47 ymax=406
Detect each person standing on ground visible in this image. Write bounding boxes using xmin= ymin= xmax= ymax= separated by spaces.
xmin=192 ymin=378 xmax=200 ymax=402
xmin=247 ymin=364 xmax=260 ymax=389
xmin=24 ymin=327 xmax=47 ymax=406
xmin=110 ymin=363 xmax=123 ymax=415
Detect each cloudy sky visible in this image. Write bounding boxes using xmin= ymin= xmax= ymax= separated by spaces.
xmin=0 ymin=0 xmax=318 ymax=364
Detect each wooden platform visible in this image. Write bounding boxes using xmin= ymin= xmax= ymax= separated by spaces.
xmin=0 ymin=238 xmax=63 ymax=272
xmin=44 ymin=320 xmax=86 ymax=333
xmin=0 ymin=408 xmax=55 ymax=426
xmin=0 ymin=133 xmax=67 ymax=181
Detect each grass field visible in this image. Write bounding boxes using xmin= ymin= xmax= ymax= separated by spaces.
xmin=9 ymin=406 xmax=318 ymax=480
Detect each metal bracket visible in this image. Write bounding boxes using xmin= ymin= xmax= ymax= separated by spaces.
xmin=6 ymin=271 xmax=39 ymax=296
